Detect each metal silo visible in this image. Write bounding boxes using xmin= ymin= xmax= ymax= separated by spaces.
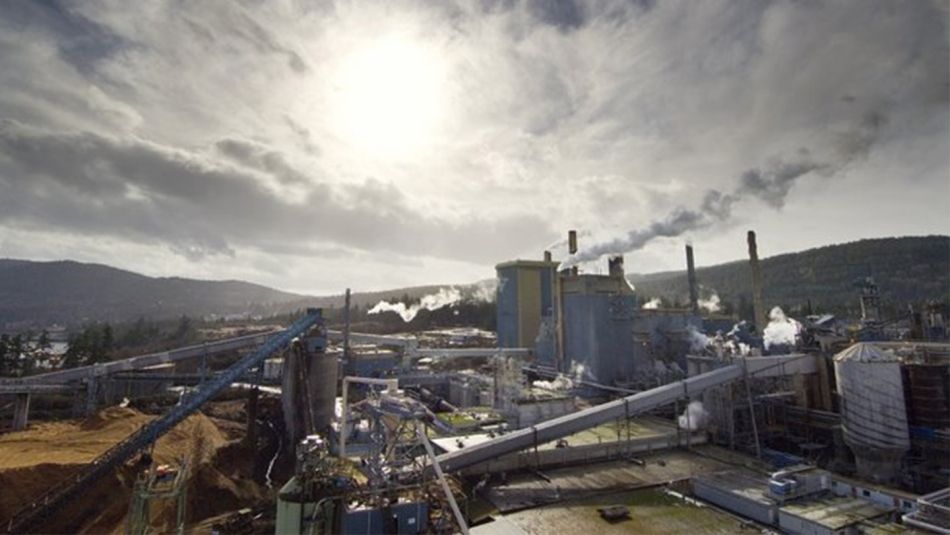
xmin=833 ymin=343 xmax=909 ymax=484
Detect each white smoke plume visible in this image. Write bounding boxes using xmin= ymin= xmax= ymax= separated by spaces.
xmin=559 ymin=113 xmax=887 ymax=269
xmin=368 ymin=287 xmax=462 ymax=322
xmin=470 ymin=279 xmax=497 ymax=303
xmin=532 ymin=360 xmax=588 ymax=390
xmin=762 ymin=306 xmax=802 ymax=350
xmin=698 ymin=293 xmax=721 ymax=313
xmin=686 ymin=325 xmax=711 ymax=353
xmin=642 ymin=297 xmax=661 ymax=310
xmin=678 ymin=401 xmax=709 ymax=431
xmin=562 ymin=190 xmax=736 ymax=268
xmin=532 ymin=374 xmax=574 ymax=391
xmin=570 ymin=361 xmax=589 ymax=382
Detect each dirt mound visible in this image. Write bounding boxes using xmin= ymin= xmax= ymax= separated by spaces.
xmin=0 ymin=463 xmax=83 ymax=521
xmin=78 ymin=406 xmax=144 ymax=431
xmin=0 ymin=407 xmax=261 ymax=534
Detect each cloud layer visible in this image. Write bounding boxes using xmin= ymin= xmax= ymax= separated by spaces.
xmin=0 ymin=0 xmax=946 ymax=292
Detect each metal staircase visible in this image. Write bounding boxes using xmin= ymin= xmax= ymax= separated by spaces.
xmin=5 ymin=309 xmax=324 ymax=533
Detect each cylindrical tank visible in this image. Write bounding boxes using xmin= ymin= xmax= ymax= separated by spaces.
xmin=834 ymin=343 xmax=909 ymax=484
xmin=310 ymin=350 xmax=338 ymax=433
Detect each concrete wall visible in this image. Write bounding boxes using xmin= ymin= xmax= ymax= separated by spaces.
xmin=776 ymin=509 xmax=838 ymax=535
xmin=692 ymin=477 xmax=778 ymax=526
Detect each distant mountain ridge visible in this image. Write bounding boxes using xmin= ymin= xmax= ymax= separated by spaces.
xmin=1 ymin=235 xmax=947 ymax=329
xmin=0 ymin=258 xmax=462 ymax=329
xmin=0 ymin=259 xmax=308 ymax=327
xmin=628 ymin=235 xmax=949 ymax=316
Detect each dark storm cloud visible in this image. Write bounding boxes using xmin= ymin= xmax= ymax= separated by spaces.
xmin=0 ymin=1 xmax=127 ymax=77
xmin=214 ymin=138 xmax=312 ymax=185
xmin=527 ymin=0 xmax=585 ymax=31
xmin=0 ymin=121 xmax=555 ymax=263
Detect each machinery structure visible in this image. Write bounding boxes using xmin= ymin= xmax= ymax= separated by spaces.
xmin=126 ymin=458 xmax=189 ymax=535
xmin=5 ymin=309 xmax=324 ymax=534
xmin=277 ymin=384 xmax=468 ymax=534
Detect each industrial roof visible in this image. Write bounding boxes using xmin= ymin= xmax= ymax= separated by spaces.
xmin=781 ymin=496 xmax=893 ymax=529
xmin=495 ymin=259 xmax=559 ymax=269
xmin=834 ymin=342 xmax=901 ymax=363
xmin=693 ymin=470 xmax=774 ymax=506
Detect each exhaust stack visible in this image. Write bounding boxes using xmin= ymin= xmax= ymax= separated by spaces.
xmin=568 ymin=230 xmax=578 ymax=275
xmin=685 ymin=244 xmax=699 ymax=314
xmin=608 ymin=255 xmax=625 ymax=279
xmin=747 ymin=231 xmax=767 ymax=332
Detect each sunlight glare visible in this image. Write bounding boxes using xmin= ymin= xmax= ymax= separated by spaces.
xmin=332 ymin=37 xmax=446 ymax=158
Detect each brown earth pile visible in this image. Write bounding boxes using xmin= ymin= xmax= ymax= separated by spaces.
xmin=0 ymin=406 xmax=266 ymax=534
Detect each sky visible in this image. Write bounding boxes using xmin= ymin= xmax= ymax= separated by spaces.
xmin=0 ymin=0 xmax=947 ymax=295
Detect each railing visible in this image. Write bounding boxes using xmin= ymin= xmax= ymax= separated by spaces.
xmin=5 ymin=309 xmax=323 ymax=533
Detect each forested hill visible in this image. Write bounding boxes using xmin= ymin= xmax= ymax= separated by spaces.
xmin=0 ymin=258 xmax=460 ymax=329
xmin=2 ymin=236 xmax=947 ymax=329
xmin=628 ymin=235 xmax=949 ymax=317
xmin=0 ymin=259 xmax=307 ymax=327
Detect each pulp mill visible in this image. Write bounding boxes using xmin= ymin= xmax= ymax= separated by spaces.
xmin=0 ymin=231 xmax=947 ymax=535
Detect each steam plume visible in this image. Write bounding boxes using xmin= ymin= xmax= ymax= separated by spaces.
xmin=368 ymin=287 xmax=462 ymax=322
xmin=698 ymin=293 xmax=721 ymax=313
xmin=762 ymin=306 xmax=802 ymax=350
xmin=686 ymin=325 xmax=711 ymax=352
xmin=678 ymin=401 xmax=709 ymax=431
xmin=560 ymin=111 xmax=887 ymax=269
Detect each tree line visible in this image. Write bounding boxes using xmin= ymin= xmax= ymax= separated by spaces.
xmin=0 ymin=315 xmax=200 ymax=377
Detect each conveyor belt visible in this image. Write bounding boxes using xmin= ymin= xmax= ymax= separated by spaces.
xmin=5 ymin=309 xmax=323 ymax=534
xmin=436 ymin=363 xmax=744 ymax=473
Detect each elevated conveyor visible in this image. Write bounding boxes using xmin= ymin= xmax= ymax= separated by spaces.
xmin=0 ymin=330 xmax=277 ymax=386
xmin=435 ymin=363 xmax=744 ymax=473
xmin=5 ymin=309 xmax=323 ymax=534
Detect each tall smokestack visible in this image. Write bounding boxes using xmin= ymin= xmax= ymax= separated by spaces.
xmin=608 ymin=255 xmax=624 ymax=279
xmin=685 ymin=244 xmax=699 ymax=314
xmin=747 ymin=231 xmax=767 ymax=332
xmin=568 ymin=230 xmax=578 ymax=275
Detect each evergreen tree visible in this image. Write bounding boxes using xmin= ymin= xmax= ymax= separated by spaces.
xmin=0 ymin=334 xmax=11 ymax=375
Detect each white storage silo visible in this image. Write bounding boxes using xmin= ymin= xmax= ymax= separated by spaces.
xmin=833 ymin=343 xmax=909 ymax=484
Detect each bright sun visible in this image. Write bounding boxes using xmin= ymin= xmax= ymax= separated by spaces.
xmin=331 ymin=37 xmax=446 ymax=158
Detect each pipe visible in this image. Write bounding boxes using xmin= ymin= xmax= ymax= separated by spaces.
xmin=686 ymin=244 xmax=699 ymax=315
xmin=747 ymin=231 xmax=767 ymax=333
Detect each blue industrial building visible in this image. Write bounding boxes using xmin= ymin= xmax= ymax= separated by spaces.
xmin=495 ymin=258 xmax=558 ymax=366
